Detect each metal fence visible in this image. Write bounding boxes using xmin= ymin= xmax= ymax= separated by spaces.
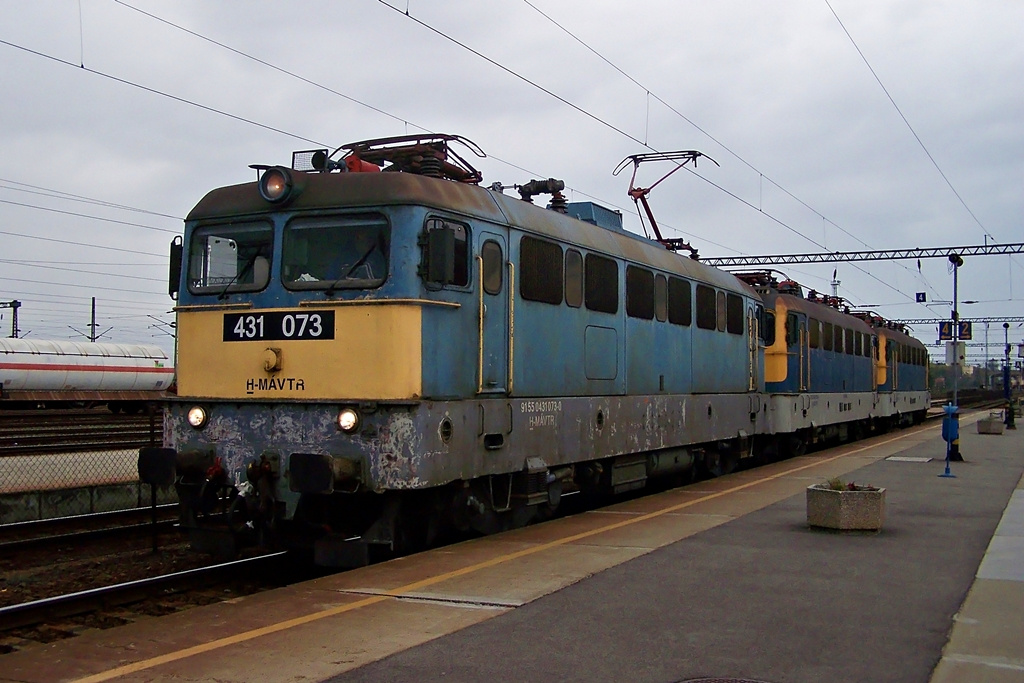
xmin=0 ymin=410 xmax=174 ymax=525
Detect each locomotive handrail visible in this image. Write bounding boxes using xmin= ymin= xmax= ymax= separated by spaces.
xmin=297 ymin=298 xmax=460 ymax=308
xmin=477 ymin=255 xmax=485 ymax=394
xmin=508 ymin=262 xmax=515 ymax=395
xmin=173 ymin=303 xmax=254 ymax=312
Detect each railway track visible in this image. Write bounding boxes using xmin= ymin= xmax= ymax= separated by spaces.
xmin=0 ymin=505 xmax=179 ymax=552
xmin=0 ymin=409 xmax=162 ymax=455
xmin=0 ymin=553 xmax=293 ymax=638
xmin=931 ymin=388 xmax=1008 ymax=407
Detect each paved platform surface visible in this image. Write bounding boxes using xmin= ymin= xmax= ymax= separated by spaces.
xmin=334 ymin=418 xmax=1024 ymax=683
xmin=2 ymin=413 xmax=1022 ymax=683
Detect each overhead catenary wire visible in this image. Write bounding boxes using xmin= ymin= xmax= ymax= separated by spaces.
xmin=2 ymin=10 xmax=880 ymax=309
xmin=112 ymin=1 xmax=855 ymax=299
xmin=0 ymin=17 xmax=906 ymax=311
xmin=0 ymin=38 xmax=328 ymax=148
xmin=106 ymin=3 xmax=881 ymax=303
xmin=0 ymin=260 xmax=165 ymax=283
xmin=823 ymin=0 xmax=997 ymax=245
xmin=0 ymin=229 xmax=164 ymax=257
xmin=0 ymin=275 xmax=164 ymax=296
xmin=0 ymin=178 xmax=180 ymax=220
xmin=375 ymin=0 xmax=926 ymax=309
xmin=78 ymin=0 xmax=956 ymax=313
xmin=0 ymin=291 xmax=170 ymax=311
xmin=0 ymin=198 xmax=179 ymax=234
xmin=517 ymin=0 xmax=946 ymax=304
xmin=1 ymin=5 xmax=990 ymax=319
xmin=824 ymin=0 xmax=1024 ymax=291
xmin=0 ymin=26 xmax=724 ymax=259
xmin=101 ymin=1 xmax=749 ymax=257
xmin=3 ymin=259 xmax=165 ymax=266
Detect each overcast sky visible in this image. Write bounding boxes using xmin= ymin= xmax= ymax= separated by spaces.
xmin=1 ymin=1 xmax=1021 ymax=362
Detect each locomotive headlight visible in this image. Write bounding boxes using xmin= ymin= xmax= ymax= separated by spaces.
xmin=187 ymin=405 xmax=208 ymax=429
xmin=258 ymin=166 xmax=293 ymax=203
xmin=337 ymin=408 xmax=360 ymax=433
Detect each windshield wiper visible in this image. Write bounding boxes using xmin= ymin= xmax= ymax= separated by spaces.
xmin=324 ymin=243 xmax=379 ymax=296
xmin=216 ymin=251 xmax=262 ymax=300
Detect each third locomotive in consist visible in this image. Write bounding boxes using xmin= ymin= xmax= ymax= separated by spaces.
xmin=142 ymin=134 xmax=928 ymax=565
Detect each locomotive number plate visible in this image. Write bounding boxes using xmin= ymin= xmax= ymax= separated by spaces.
xmin=223 ymin=311 xmax=335 ymax=341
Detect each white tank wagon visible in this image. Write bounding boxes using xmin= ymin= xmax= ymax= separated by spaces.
xmin=0 ymin=339 xmax=174 ymax=411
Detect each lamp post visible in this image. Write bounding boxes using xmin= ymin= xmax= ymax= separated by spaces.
xmin=1005 ymin=322 xmax=1016 ymax=429
xmin=985 ymin=321 xmax=991 ymax=388
xmin=949 ymin=255 xmax=963 ymax=407
xmin=948 ymin=254 xmax=964 ymax=459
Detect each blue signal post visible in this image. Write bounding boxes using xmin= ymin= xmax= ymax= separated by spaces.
xmin=947 ymin=254 xmax=964 ymax=460
xmin=939 ymin=403 xmax=959 ymax=478
xmin=1005 ymin=322 xmax=1017 ymax=430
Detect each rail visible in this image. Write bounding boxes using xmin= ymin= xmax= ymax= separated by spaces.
xmin=0 ymin=552 xmax=288 ymax=631
xmin=0 ymin=505 xmax=178 ymax=548
xmin=0 ymin=410 xmax=162 ymax=455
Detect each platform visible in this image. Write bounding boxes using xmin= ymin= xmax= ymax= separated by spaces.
xmin=2 ymin=411 xmax=1022 ymax=683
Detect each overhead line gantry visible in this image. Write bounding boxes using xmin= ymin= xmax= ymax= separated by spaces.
xmin=0 ymin=300 xmax=21 ymax=338
xmin=701 ymin=242 xmax=1024 ymax=267
xmin=893 ymin=317 xmax=1024 ymax=326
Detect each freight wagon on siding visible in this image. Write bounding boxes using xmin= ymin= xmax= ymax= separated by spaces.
xmin=0 ymin=338 xmax=174 ymax=412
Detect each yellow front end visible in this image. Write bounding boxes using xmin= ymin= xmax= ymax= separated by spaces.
xmin=764 ymin=299 xmax=789 ymax=384
xmin=175 ymin=304 xmax=423 ymax=400
xmin=875 ymin=329 xmax=888 ymax=388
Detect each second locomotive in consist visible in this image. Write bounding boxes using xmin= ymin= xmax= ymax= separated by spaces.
xmin=145 ymin=134 xmax=928 ymax=564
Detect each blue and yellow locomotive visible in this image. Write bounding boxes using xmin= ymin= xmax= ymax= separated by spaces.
xmin=146 ymin=134 xmax=927 ymax=565
xmin=740 ymin=273 xmax=929 ymax=453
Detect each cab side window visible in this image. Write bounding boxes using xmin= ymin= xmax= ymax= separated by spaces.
xmin=481 ymin=240 xmax=503 ymax=295
xmin=520 ymin=236 xmax=562 ymax=304
xmin=565 ymin=249 xmax=583 ymax=308
xmin=585 ymin=254 xmax=618 ymax=314
xmin=423 ymin=218 xmax=469 ymax=287
xmin=696 ymin=285 xmax=717 ymax=330
xmin=626 ymin=266 xmax=655 ymax=320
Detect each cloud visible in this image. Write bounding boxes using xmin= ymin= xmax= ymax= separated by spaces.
xmin=1 ymin=0 xmax=1021 ymax=354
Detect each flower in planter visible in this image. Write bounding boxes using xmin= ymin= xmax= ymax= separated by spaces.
xmin=823 ymin=477 xmax=879 ymax=492
xmin=809 ymin=479 xmax=887 ymax=530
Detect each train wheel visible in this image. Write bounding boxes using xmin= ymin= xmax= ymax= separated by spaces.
xmin=848 ymin=422 xmax=863 ymax=443
xmin=782 ymin=432 xmax=807 ymax=459
xmin=575 ymin=461 xmax=612 ymax=506
xmin=534 ymin=479 xmax=562 ymax=523
xmin=704 ymin=451 xmax=738 ymax=477
xmin=392 ymin=491 xmax=445 ymax=554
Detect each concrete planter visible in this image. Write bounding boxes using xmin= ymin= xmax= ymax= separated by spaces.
xmin=806 ymin=484 xmax=886 ymax=531
xmin=977 ymin=415 xmax=1005 ymax=435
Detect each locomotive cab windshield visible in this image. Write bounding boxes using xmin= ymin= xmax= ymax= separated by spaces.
xmin=282 ymin=213 xmax=389 ymax=291
xmin=188 ymin=222 xmax=273 ymax=295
